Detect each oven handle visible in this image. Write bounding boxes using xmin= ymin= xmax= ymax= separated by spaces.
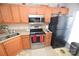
xmin=30 ymin=34 xmax=45 ymax=36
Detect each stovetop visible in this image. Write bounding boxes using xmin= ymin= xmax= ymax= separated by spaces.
xmin=30 ymin=29 xmax=45 ymax=35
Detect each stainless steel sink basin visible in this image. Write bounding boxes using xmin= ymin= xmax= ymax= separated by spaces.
xmin=0 ymin=37 xmax=8 ymax=41
xmin=0 ymin=33 xmax=19 ymax=41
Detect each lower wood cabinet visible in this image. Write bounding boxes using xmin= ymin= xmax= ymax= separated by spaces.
xmin=44 ymin=32 xmax=52 ymax=46
xmin=22 ymin=35 xmax=31 ymax=49
xmin=0 ymin=44 xmax=7 ymax=56
xmin=3 ymin=36 xmax=23 ymax=56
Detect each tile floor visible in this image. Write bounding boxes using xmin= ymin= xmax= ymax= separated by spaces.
xmin=17 ymin=46 xmax=72 ymax=56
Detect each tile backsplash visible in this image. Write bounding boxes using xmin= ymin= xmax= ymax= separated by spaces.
xmin=7 ymin=24 xmax=30 ymax=34
xmin=6 ymin=24 xmax=48 ymax=35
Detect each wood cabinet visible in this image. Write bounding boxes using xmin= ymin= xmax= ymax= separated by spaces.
xmin=60 ymin=7 xmax=69 ymax=15
xmin=0 ymin=11 xmax=3 ymax=24
xmin=36 ymin=6 xmax=45 ymax=15
xmin=0 ymin=4 xmax=69 ymax=24
xmin=51 ymin=7 xmax=60 ymax=14
xmin=19 ymin=5 xmax=29 ymax=23
xmin=45 ymin=14 xmax=51 ymax=23
xmin=44 ymin=32 xmax=52 ymax=46
xmin=0 ymin=4 xmax=13 ymax=23
xmin=0 ymin=43 xmax=7 ymax=56
xmin=45 ymin=7 xmax=52 ymax=23
xmin=10 ymin=4 xmax=21 ymax=23
xmin=28 ymin=6 xmax=37 ymax=14
xmin=28 ymin=6 xmax=46 ymax=15
xmin=3 ymin=36 xmax=23 ymax=56
xmin=22 ymin=35 xmax=31 ymax=49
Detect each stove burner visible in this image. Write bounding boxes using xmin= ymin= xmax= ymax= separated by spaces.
xmin=30 ymin=29 xmax=45 ymax=35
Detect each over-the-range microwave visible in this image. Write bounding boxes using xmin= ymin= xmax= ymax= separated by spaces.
xmin=29 ymin=15 xmax=45 ymax=23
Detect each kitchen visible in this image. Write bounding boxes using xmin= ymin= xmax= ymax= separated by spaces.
xmin=0 ymin=3 xmax=79 ymax=56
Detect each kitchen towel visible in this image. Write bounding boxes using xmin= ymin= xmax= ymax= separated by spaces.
xmin=40 ymin=35 xmax=44 ymax=42
xmin=33 ymin=35 xmax=37 ymax=42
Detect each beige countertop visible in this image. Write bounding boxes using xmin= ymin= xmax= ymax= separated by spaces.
xmin=0 ymin=31 xmax=30 ymax=43
xmin=0 ymin=35 xmax=21 ymax=43
xmin=43 ymin=29 xmax=52 ymax=34
xmin=20 ymin=32 xmax=30 ymax=35
xmin=0 ymin=29 xmax=52 ymax=43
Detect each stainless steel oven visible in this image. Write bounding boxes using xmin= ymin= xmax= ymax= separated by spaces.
xmin=29 ymin=15 xmax=45 ymax=49
xmin=31 ymin=35 xmax=45 ymax=43
xmin=30 ymin=28 xmax=45 ymax=49
xmin=30 ymin=29 xmax=45 ymax=43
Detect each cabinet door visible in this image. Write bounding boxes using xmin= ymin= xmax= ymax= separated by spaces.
xmin=0 ymin=4 xmax=13 ymax=23
xmin=45 ymin=14 xmax=51 ymax=23
xmin=45 ymin=32 xmax=52 ymax=46
xmin=10 ymin=4 xmax=21 ymax=23
xmin=22 ymin=35 xmax=31 ymax=49
xmin=45 ymin=7 xmax=52 ymax=23
xmin=51 ymin=7 xmax=60 ymax=14
xmin=28 ymin=6 xmax=37 ymax=14
xmin=60 ymin=8 xmax=69 ymax=15
xmin=3 ymin=36 xmax=23 ymax=56
xmin=37 ymin=6 xmax=45 ymax=15
xmin=0 ymin=44 xmax=7 ymax=56
xmin=0 ymin=9 xmax=3 ymax=24
xmin=19 ymin=5 xmax=29 ymax=23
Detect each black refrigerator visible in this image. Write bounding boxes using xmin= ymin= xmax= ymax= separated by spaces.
xmin=48 ymin=15 xmax=66 ymax=48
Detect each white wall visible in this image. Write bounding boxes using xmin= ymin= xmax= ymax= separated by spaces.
xmin=64 ymin=4 xmax=79 ymax=42
xmin=64 ymin=3 xmax=79 ymax=48
xmin=67 ymin=11 xmax=79 ymax=44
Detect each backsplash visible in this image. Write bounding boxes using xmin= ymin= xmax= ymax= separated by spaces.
xmin=0 ymin=24 xmax=9 ymax=34
xmin=7 ymin=24 xmax=30 ymax=34
xmin=6 ymin=24 xmax=48 ymax=35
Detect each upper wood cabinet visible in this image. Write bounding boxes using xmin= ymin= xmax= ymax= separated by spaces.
xmin=51 ymin=7 xmax=69 ymax=15
xmin=0 ymin=4 xmax=69 ymax=24
xmin=0 ymin=9 xmax=3 ymax=24
xmin=19 ymin=5 xmax=29 ymax=23
xmin=10 ymin=4 xmax=21 ymax=23
xmin=28 ymin=6 xmax=37 ymax=14
xmin=0 ymin=44 xmax=7 ymax=56
xmin=36 ymin=6 xmax=45 ymax=15
xmin=51 ymin=7 xmax=60 ymax=14
xmin=0 ymin=4 xmax=13 ymax=23
xmin=60 ymin=7 xmax=69 ymax=15
xmin=3 ymin=36 xmax=23 ymax=56
xmin=28 ymin=5 xmax=46 ymax=15
xmin=44 ymin=7 xmax=52 ymax=23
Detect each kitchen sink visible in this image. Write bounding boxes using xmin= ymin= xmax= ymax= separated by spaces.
xmin=0 ymin=37 xmax=7 ymax=41
xmin=0 ymin=33 xmax=19 ymax=41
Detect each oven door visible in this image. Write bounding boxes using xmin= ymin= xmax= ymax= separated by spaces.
xmin=31 ymin=35 xmax=45 ymax=43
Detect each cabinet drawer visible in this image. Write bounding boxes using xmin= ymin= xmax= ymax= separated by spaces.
xmin=21 ymin=35 xmax=30 ymax=39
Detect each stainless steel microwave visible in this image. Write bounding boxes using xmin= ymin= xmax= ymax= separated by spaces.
xmin=29 ymin=15 xmax=44 ymax=23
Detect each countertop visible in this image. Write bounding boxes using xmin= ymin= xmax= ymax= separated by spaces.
xmin=43 ymin=29 xmax=52 ymax=34
xmin=0 ymin=29 xmax=51 ymax=43
xmin=0 ymin=32 xmax=30 ymax=43
xmin=20 ymin=32 xmax=30 ymax=35
xmin=0 ymin=35 xmax=21 ymax=43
